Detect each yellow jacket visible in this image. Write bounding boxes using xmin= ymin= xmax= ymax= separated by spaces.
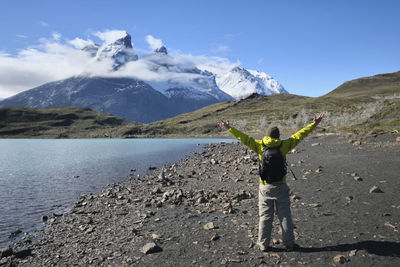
xmin=228 ymin=122 xmax=317 ymax=184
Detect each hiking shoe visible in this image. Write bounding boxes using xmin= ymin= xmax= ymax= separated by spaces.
xmin=285 ymin=243 xmax=300 ymax=252
xmin=256 ymin=242 xmax=270 ymax=252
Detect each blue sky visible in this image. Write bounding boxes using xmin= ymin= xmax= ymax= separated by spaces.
xmin=1 ymin=0 xmax=399 ymax=98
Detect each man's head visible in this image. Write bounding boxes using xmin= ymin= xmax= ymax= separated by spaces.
xmin=266 ymin=126 xmax=280 ymax=139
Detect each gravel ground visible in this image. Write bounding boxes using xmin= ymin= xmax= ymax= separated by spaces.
xmin=1 ymin=134 xmax=400 ymax=267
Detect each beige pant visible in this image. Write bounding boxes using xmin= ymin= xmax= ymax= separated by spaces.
xmin=258 ymin=183 xmax=294 ymax=247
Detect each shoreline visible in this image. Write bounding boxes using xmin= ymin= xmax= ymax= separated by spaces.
xmin=2 ymin=134 xmax=400 ymax=266
xmin=0 ymin=138 xmax=234 ymax=250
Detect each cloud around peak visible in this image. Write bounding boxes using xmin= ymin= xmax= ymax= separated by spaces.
xmin=145 ymin=35 xmax=164 ymax=50
xmin=0 ymin=30 xmax=239 ymax=99
xmin=93 ymin=30 xmax=128 ymax=44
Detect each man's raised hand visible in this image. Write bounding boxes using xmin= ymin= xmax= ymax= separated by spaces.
xmin=313 ymin=113 xmax=324 ymax=126
xmin=217 ymin=119 xmax=230 ymax=130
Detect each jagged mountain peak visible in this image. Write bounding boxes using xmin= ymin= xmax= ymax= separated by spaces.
xmin=80 ymin=32 xmax=138 ymax=70
xmin=155 ymin=46 xmax=168 ymax=55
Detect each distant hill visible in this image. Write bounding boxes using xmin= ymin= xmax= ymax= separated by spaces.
xmin=322 ymin=71 xmax=400 ymax=98
xmin=0 ymin=107 xmax=142 ymax=138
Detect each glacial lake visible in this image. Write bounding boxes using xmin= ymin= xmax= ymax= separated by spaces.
xmin=0 ymin=138 xmax=234 ymax=248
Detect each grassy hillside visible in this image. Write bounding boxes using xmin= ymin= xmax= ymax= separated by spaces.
xmin=0 ymin=107 xmax=142 ymax=138
xmin=322 ymin=71 xmax=400 ymax=98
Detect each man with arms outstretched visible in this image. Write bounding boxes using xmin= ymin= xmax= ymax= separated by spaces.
xmin=217 ymin=113 xmax=324 ymax=251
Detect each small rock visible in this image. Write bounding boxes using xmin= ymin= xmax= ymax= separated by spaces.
xmin=42 ymin=215 xmax=48 ymax=222
xmin=152 ymin=187 xmax=162 ymax=194
xmin=210 ymin=233 xmax=220 ymax=241
xmin=353 ymin=141 xmax=361 ymax=146
xmin=9 ymin=229 xmax=22 ymax=238
xmin=315 ymin=168 xmax=322 ymax=173
xmin=131 ymin=168 xmax=136 ymax=172
xmin=309 ymin=203 xmax=321 ymax=208
xmin=384 ymin=222 xmax=396 ymax=229
xmin=345 ymin=196 xmax=353 ymax=201
xmin=349 ymin=249 xmax=357 ymax=257
xmin=396 ymin=136 xmax=400 ymax=142
xmin=333 ymin=254 xmax=348 ymax=264
xmin=311 ymin=143 xmax=320 ymax=147
xmin=197 ymin=197 xmax=207 ymax=204
xmin=151 ymin=233 xmax=163 ymax=240
xmin=148 ymin=166 xmax=157 ymax=171
xmin=369 ymin=186 xmax=384 ymax=193
xmin=354 ymin=176 xmax=363 ymax=181
xmin=140 ymin=242 xmax=162 ymax=254
xmin=203 ymin=222 xmax=215 ymax=230
xmin=290 ymin=195 xmax=301 ymax=201
xmin=272 ymin=238 xmax=280 ymax=245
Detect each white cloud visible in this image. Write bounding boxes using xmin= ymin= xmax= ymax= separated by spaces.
xmin=52 ymin=32 xmax=62 ymax=41
xmin=69 ymin=38 xmax=95 ymax=49
xmin=145 ymin=35 xmax=164 ymax=50
xmin=93 ymin=30 xmax=127 ymax=44
xmin=0 ymin=30 xmax=240 ymax=99
xmin=16 ymin=34 xmax=28 ymax=39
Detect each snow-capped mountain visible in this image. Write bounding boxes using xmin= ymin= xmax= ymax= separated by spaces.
xmin=0 ymin=31 xmax=288 ymax=122
xmin=216 ymin=67 xmax=287 ymax=99
xmin=83 ymin=32 xmax=138 ymax=70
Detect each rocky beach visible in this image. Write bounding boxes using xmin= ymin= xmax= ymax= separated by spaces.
xmin=1 ymin=134 xmax=400 ymax=266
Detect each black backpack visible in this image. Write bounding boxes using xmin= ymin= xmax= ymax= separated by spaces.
xmin=259 ymin=143 xmax=287 ymax=183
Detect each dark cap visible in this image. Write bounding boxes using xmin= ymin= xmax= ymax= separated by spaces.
xmin=266 ymin=126 xmax=280 ymax=139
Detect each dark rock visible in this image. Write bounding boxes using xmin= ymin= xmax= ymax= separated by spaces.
xmin=42 ymin=215 xmax=48 ymax=222
xmin=0 ymin=246 xmax=13 ymax=258
xmin=9 ymin=229 xmax=22 ymax=238
xmin=197 ymin=197 xmax=207 ymax=204
xmin=13 ymin=248 xmax=33 ymax=259
xmin=369 ymin=185 xmax=384 ymax=193
xmin=210 ymin=233 xmax=220 ymax=241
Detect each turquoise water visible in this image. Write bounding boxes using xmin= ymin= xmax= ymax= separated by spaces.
xmin=0 ymin=138 xmax=233 ymax=248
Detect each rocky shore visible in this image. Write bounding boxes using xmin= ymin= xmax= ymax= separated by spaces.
xmin=1 ymin=134 xmax=400 ymax=266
